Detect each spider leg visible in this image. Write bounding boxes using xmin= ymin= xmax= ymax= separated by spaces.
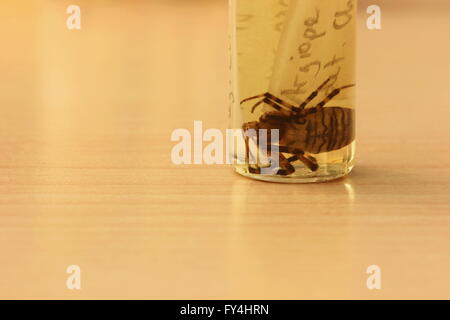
xmin=278 ymin=146 xmax=319 ymax=172
xmin=297 ymin=77 xmax=332 ymax=111
xmin=245 ymin=133 xmax=262 ymax=174
xmin=252 ymin=146 xmax=295 ymax=176
xmin=241 ymin=124 xmax=320 ymax=175
xmin=241 ymin=93 xmax=267 ymax=104
xmin=248 ymin=165 xmax=262 ymax=174
xmin=250 ymin=99 xmax=265 ymax=113
xmin=244 ymin=135 xmax=250 ymax=165
xmin=264 ymin=93 xmax=299 ymax=112
xmin=275 ymin=153 xmax=296 ymax=176
xmin=241 ymin=92 xmax=298 ymax=113
xmin=252 ymin=97 xmax=292 ymax=113
xmin=241 ymin=92 xmax=295 ymax=108
xmin=313 ymin=84 xmax=355 ymax=109
xmin=242 ymin=122 xmax=259 ymax=166
xmin=247 ymin=97 xmax=290 ymax=114
xmin=296 ymin=154 xmax=319 ymax=172
xmin=244 ymin=140 xmax=294 ymax=176
xmin=242 ymin=122 xmax=273 ymax=175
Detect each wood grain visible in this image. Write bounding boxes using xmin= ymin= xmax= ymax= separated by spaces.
xmin=0 ymin=0 xmax=449 ymax=299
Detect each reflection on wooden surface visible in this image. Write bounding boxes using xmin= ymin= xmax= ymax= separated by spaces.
xmin=0 ymin=0 xmax=450 ymax=299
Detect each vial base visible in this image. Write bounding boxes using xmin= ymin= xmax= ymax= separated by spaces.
xmin=233 ymin=143 xmax=355 ymax=184
xmin=234 ymin=162 xmax=354 ymax=184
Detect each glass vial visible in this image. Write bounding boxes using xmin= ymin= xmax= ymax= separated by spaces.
xmin=229 ymin=0 xmax=356 ymax=183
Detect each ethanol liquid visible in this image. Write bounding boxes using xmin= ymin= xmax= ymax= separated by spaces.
xmin=229 ymin=0 xmax=356 ymax=183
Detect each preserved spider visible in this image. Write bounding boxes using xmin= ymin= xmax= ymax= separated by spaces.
xmin=240 ymin=78 xmax=355 ymax=176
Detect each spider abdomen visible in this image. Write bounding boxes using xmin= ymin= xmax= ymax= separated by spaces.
xmin=281 ymin=107 xmax=355 ymax=154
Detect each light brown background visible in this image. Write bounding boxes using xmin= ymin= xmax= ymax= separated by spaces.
xmin=0 ymin=0 xmax=449 ymax=299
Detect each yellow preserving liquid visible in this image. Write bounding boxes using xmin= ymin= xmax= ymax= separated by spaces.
xmin=229 ymin=0 xmax=356 ymax=183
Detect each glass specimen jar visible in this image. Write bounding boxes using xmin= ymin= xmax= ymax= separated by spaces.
xmin=229 ymin=0 xmax=356 ymax=183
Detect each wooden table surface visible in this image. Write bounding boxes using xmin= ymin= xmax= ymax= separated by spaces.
xmin=1 ymin=0 xmax=449 ymax=299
